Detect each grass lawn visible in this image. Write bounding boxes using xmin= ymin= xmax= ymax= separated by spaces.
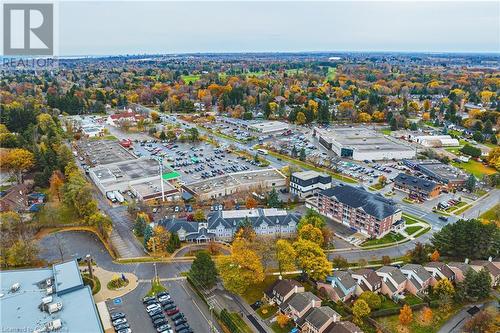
xmin=271 ymin=322 xmax=295 ymax=333
xmin=381 ymin=129 xmax=392 ymax=135
xmin=181 ymin=74 xmax=201 ymax=84
xmin=414 ymin=227 xmax=431 ymax=238
xmin=480 ymin=204 xmax=499 ymax=221
xmin=107 ymin=278 xmax=129 ymax=290
xmin=228 ymin=312 xmax=254 ymax=333
xmin=326 ymin=67 xmax=337 ymax=81
xmin=402 ymin=198 xmax=416 ymax=204
xmin=451 ymin=160 xmax=496 ymax=179
xmin=37 ymin=202 xmax=83 ymax=226
xmin=241 ymin=275 xmax=278 ymax=304
xmin=146 ymin=278 xmax=166 ymax=297
xmin=369 ymin=183 xmax=386 ymax=191
xmin=404 ymin=294 xmax=424 ymax=306
xmin=256 ymin=304 xmax=277 ymax=320
xmin=454 ymin=204 xmax=472 ymax=215
xmin=361 ymin=232 xmax=405 ymax=247
xmin=82 ymin=273 xmax=101 ymax=295
xmin=377 ymin=303 xmax=462 ymax=333
xmin=405 ymin=225 xmax=423 ymax=235
xmin=379 ymin=298 xmax=400 ymax=310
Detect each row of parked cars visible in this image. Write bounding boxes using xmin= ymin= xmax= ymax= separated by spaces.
xmin=143 ymin=291 xmax=192 ymax=333
xmin=111 ymin=312 xmax=131 ymax=333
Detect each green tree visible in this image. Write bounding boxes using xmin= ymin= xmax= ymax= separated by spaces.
xmin=331 ymin=256 xmax=349 ymax=270
xmin=143 ymin=224 xmax=153 ymax=248
xmin=266 ymin=188 xmax=281 ymax=208
xmin=463 ymin=268 xmax=492 ymax=300
xmin=298 ymin=224 xmax=324 ymax=246
xmin=407 ymin=242 xmax=431 ymax=264
xmin=193 ymin=209 xmax=206 ymax=221
xmin=299 ymin=148 xmax=306 ymax=161
xmin=465 ymin=174 xmax=476 ymax=192
xmin=431 ymin=219 xmax=500 ymax=260
xmin=134 ymin=213 xmax=149 ymax=237
xmin=6 ymin=239 xmax=39 ymax=267
xmin=166 ymin=233 xmax=181 ymax=253
xmin=297 ymin=209 xmax=325 ymax=231
xmin=189 ymin=251 xmax=218 ymax=288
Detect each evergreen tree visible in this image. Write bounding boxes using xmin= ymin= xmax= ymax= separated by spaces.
xmin=267 ymin=188 xmax=281 ymax=208
xmin=463 ymin=268 xmax=492 ymax=300
xmin=465 ymin=174 xmax=476 ymax=192
xmin=189 ymin=251 xmax=218 ymax=288
xmin=166 ymin=233 xmax=181 ymax=253
xmin=143 ymin=224 xmax=153 ymax=248
xmin=299 ymin=148 xmax=306 ymax=161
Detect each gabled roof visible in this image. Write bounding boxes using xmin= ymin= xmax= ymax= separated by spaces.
xmin=401 ymin=264 xmax=432 ymax=282
xmin=267 ymin=279 xmax=303 ymax=299
xmin=376 ymin=266 xmax=407 ymax=285
xmin=424 ymin=262 xmax=455 ymax=279
xmin=320 ymin=186 xmax=399 ymax=220
xmin=352 ymin=268 xmax=382 ymax=288
xmin=305 ymin=306 xmax=339 ymax=330
xmin=470 ymin=260 xmax=500 ymax=277
xmin=448 ymin=262 xmax=472 ymax=275
xmin=287 ymin=292 xmax=320 ymax=313
xmin=326 ymin=321 xmax=363 ymax=333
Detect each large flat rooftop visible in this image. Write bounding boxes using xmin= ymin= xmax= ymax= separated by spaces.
xmin=0 ymin=260 xmax=103 ymax=333
xmin=316 ymin=127 xmax=414 ymax=153
xmin=90 ymin=158 xmax=173 ymax=185
xmin=77 ymin=139 xmax=136 ymax=165
xmin=406 ymin=159 xmax=468 ymax=181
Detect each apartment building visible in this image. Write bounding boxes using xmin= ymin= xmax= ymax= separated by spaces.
xmin=290 ymin=171 xmax=332 ymax=198
xmin=315 ymin=185 xmax=402 ymax=238
xmin=393 ymin=173 xmax=441 ymax=201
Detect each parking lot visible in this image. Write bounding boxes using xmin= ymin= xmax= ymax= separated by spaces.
xmin=107 ymin=279 xmax=219 ymax=333
xmin=131 ymin=140 xmax=262 ymax=185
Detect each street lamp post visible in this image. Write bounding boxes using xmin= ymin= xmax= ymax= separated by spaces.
xmin=86 ymin=254 xmax=93 ymax=279
xmin=153 ymin=157 xmax=165 ymax=202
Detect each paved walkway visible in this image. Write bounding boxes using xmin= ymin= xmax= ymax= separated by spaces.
xmin=85 ymin=266 xmax=139 ymax=302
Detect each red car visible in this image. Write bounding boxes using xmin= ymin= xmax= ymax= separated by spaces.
xmin=166 ymin=307 xmax=179 ymax=316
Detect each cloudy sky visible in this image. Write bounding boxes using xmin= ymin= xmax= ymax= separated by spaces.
xmin=59 ymin=1 xmax=500 ymax=55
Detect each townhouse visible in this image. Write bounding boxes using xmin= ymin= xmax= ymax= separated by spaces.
xmin=424 ymin=262 xmax=456 ymax=284
xmin=400 ymin=264 xmax=433 ymax=294
xmin=301 ymin=306 xmax=341 ymax=333
xmin=393 ymin=173 xmax=441 ymax=201
xmin=264 ymin=279 xmax=305 ymax=306
xmin=280 ymin=292 xmax=322 ymax=323
xmin=469 ymin=259 xmax=500 ymax=287
xmin=314 ymin=185 xmax=402 ymax=238
xmin=375 ymin=266 xmax=408 ymax=299
xmin=318 ymin=271 xmax=357 ymax=302
xmin=447 ymin=262 xmax=471 ymax=283
xmin=351 ymin=268 xmax=382 ymax=295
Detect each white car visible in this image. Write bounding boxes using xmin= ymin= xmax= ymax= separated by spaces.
xmin=146 ymin=304 xmax=161 ymax=313
xmin=158 ymin=295 xmax=171 ymax=302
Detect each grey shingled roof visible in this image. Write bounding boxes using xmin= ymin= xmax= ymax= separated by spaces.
xmin=377 ymin=266 xmax=407 ymax=284
xmin=305 ymin=306 xmax=340 ymax=330
xmin=401 ymin=264 xmax=432 ymax=282
xmin=394 ymin=173 xmax=439 ymax=193
xmin=287 ymin=292 xmax=320 ymax=313
xmin=424 ymin=262 xmax=455 ymax=279
xmin=320 ymin=185 xmax=399 ymax=220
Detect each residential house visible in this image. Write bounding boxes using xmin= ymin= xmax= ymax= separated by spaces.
xmin=318 ymin=271 xmax=357 ymax=302
xmin=351 ymin=268 xmax=382 ymax=295
xmin=301 ymin=306 xmax=341 ymax=333
xmin=280 ymin=292 xmax=321 ymax=324
xmin=400 ymin=264 xmax=433 ymax=294
xmin=325 ymin=321 xmax=363 ymax=333
xmin=0 ymin=183 xmax=29 ymax=213
xmin=376 ymin=266 xmax=408 ymax=299
xmin=447 ymin=262 xmax=472 ymax=283
xmin=424 ymin=262 xmax=455 ymax=285
xmin=470 ymin=259 xmax=500 ymax=287
xmin=264 ymin=279 xmax=304 ymax=306
xmin=314 ymin=185 xmax=402 ymax=238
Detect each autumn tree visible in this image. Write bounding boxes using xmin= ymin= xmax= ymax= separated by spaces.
xmin=298 ymin=224 xmax=324 ymax=246
xmin=49 ymin=170 xmax=65 ymax=202
xmin=430 ymin=250 xmax=440 ymax=262
xmin=216 ymin=238 xmax=264 ymax=295
xmin=6 ymin=239 xmax=39 ymax=267
xmin=276 ymin=239 xmax=296 ymax=275
xmin=331 ymin=256 xmax=349 ymax=270
xmin=3 ymin=148 xmax=35 ymax=183
xmin=419 ymin=307 xmax=433 ymax=326
xmin=352 ymin=299 xmax=371 ymax=326
xmin=399 ymin=304 xmax=413 ymax=326
xmin=297 ymin=209 xmax=325 ymax=231
xmin=245 ymin=196 xmax=258 ymax=209
xmin=276 ymin=314 xmax=290 ymax=328
xmin=293 ymin=239 xmax=332 ymax=280
xmin=359 ymin=291 xmax=381 ymax=310
xmin=193 ymin=209 xmax=206 ymax=221
xmin=464 ymin=310 xmax=495 ymax=333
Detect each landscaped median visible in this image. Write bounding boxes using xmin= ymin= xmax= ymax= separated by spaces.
xmin=254 ymin=145 xmax=358 ymax=184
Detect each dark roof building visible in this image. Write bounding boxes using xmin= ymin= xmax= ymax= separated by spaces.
xmin=160 ymin=208 xmax=300 ymax=242
xmin=393 ymin=173 xmax=441 ymax=200
xmin=315 ymin=185 xmax=402 ymax=238
xmin=325 ymin=321 xmax=363 ymax=333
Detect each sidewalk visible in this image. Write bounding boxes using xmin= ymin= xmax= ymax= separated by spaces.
xmin=84 ymin=266 xmax=139 ymax=302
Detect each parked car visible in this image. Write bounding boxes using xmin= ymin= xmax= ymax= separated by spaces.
xmin=439 ymin=216 xmax=448 ymax=222
xmin=114 ymin=323 xmax=130 ymax=331
xmin=171 ymin=313 xmax=185 ymax=321
xmin=174 ymin=324 xmax=190 ymax=332
xmin=156 ymin=324 xmax=172 ymax=333
xmin=176 ymin=328 xmax=193 ymax=333
xmin=166 ymin=307 xmax=179 ymax=316
xmin=112 ymin=318 xmax=127 ymax=327
xmin=157 ymin=291 xmax=170 ymax=298
xmin=143 ymin=296 xmax=156 ymax=304
xmin=173 ymin=318 xmax=187 ymax=326
xmin=110 ymin=312 xmax=126 ymax=321
xmin=149 ymin=308 xmax=163 ymax=317
xmin=146 ymin=304 xmax=161 ymax=312
xmin=153 ymin=318 xmax=168 ymax=328
xmin=117 ymin=329 xmax=132 ymax=333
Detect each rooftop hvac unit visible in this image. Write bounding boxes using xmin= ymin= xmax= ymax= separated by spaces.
xmin=48 ymin=302 xmax=63 ymax=314
xmin=46 ymin=286 xmax=54 ymax=295
xmin=10 ymin=283 xmax=20 ymax=292
xmin=42 ymin=296 xmax=53 ymax=305
xmin=46 ymin=319 xmax=62 ymax=331
xmin=46 ymin=279 xmax=52 ymax=287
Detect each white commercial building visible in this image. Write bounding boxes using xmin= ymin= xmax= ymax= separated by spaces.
xmin=290 ymin=171 xmax=332 ymax=198
xmin=410 ymin=135 xmax=459 ymax=148
xmin=314 ymin=127 xmax=416 ymax=161
xmin=249 ymin=121 xmax=290 ymax=134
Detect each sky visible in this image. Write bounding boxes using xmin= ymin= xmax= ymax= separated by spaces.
xmin=58 ymin=1 xmax=500 ymax=55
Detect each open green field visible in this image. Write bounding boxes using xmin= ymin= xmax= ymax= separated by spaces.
xmin=381 ymin=128 xmax=392 ymax=135
xmin=405 ymin=225 xmax=423 ymax=235
xmin=181 ymin=74 xmax=201 ymax=83
xmin=326 ymin=67 xmax=337 ymax=81
xmin=241 ymin=275 xmax=277 ymax=304
xmin=451 ymin=160 xmax=496 ymax=179
xmin=480 ymin=204 xmax=499 ymax=221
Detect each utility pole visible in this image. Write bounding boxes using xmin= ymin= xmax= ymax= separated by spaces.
xmin=153 ymin=157 xmax=165 ymax=202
